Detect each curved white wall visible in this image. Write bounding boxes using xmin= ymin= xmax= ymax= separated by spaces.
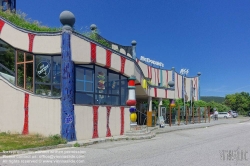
xmin=0 ymin=78 xmax=61 ymax=136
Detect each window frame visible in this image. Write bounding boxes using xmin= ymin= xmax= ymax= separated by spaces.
xmin=15 ymin=50 xmax=34 ymax=92
xmin=75 ymin=64 xmax=128 ymax=106
xmin=75 ymin=66 xmax=94 ymax=92
xmin=34 ymin=54 xmax=61 ymax=97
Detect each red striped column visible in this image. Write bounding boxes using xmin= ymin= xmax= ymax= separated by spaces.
xmin=92 ymin=106 xmax=99 ymax=139
xmin=0 ymin=20 xmax=5 ymax=33
xmin=106 ymin=50 xmax=112 ymax=68
xmin=154 ymin=87 xmax=157 ymax=97
xmin=120 ymin=56 xmax=126 ymax=74
xmin=22 ymin=93 xmax=29 ymax=135
xmin=28 ymin=33 xmax=36 ymax=52
xmin=120 ymin=107 xmax=124 ymax=135
xmin=106 ymin=106 xmax=111 ymax=137
xmin=91 ymin=42 xmax=96 ymax=63
xmin=148 ymin=66 xmax=152 ymax=79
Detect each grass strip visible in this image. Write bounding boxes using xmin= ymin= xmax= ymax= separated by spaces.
xmin=0 ymin=132 xmax=67 ymax=152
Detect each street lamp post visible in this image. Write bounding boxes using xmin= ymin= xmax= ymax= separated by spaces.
xmin=180 ymin=69 xmax=189 ymax=120
xmin=197 ymin=72 xmax=201 ymax=100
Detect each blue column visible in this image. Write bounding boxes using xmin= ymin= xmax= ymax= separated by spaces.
xmin=61 ymin=32 xmax=76 ymax=141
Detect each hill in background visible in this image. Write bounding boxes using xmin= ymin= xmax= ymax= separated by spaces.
xmin=200 ymin=96 xmax=225 ymax=103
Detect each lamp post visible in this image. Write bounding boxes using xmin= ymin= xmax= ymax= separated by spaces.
xmin=197 ymin=72 xmax=201 ymax=100
xmin=180 ymin=69 xmax=189 ymax=120
xmin=168 ymin=81 xmax=175 ymax=127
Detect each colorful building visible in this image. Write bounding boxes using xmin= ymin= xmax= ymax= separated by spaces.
xmin=0 ymin=10 xmax=200 ymax=141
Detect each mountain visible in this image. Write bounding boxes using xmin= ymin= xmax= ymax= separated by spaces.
xmin=200 ymin=96 xmax=225 ymax=103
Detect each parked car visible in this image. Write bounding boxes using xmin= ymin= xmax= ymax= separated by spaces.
xmin=248 ymin=112 xmax=250 ymax=117
xmin=228 ymin=110 xmax=238 ymax=118
xmin=218 ymin=112 xmax=232 ymax=119
xmin=232 ymin=111 xmax=238 ymax=118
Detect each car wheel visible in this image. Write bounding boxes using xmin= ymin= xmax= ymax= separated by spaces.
xmin=224 ymin=116 xmax=227 ymax=119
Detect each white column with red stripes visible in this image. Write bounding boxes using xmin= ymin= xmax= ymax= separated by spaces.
xmin=126 ymin=76 xmax=137 ymax=125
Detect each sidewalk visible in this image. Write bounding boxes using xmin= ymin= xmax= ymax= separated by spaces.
xmin=1 ymin=117 xmax=249 ymax=156
xmin=149 ymin=117 xmax=250 ymax=134
xmin=68 ymin=116 xmax=250 ymax=147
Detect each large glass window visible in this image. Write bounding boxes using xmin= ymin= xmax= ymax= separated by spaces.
xmin=35 ymin=55 xmax=61 ymax=96
xmin=75 ymin=65 xmax=128 ymax=106
xmin=16 ymin=51 xmax=34 ymax=92
xmin=0 ymin=40 xmax=15 ymax=84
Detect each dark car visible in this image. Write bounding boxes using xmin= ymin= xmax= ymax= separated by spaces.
xmin=248 ymin=112 xmax=250 ymax=117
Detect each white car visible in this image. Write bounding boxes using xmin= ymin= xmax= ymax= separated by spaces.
xmin=218 ymin=112 xmax=232 ymax=119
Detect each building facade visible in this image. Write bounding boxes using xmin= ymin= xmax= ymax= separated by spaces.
xmin=0 ymin=11 xmax=200 ymax=141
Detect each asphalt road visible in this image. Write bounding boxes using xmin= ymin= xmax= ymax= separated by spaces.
xmin=1 ymin=120 xmax=250 ymax=166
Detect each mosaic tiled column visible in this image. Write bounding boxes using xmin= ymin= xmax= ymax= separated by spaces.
xmin=61 ymin=31 xmax=76 ymax=141
xmin=60 ymin=11 xmax=76 ymax=141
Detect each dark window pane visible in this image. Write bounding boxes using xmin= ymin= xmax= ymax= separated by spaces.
xmin=76 ymin=80 xmax=84 ymax=91
xmin=17 ymin=64 xmax=24 ymax=88
xmin=85 ymin=82 xmax=93 ymax=92
xmin=52 ymin=56 xmax=61 ymax=84
xmin=35 ymin=84 xmax=51 ymax=96
xmin=52 ymin=85 xmax=61 ymax=97
xmin=17 ymin=51 xmax=24 ymax=62
xmin=76 ymin=67 xmax=84 ymax=80
xmin=26 ymin=53 xmax=33 ymax=61
xmin=95 ymin=94 xmax=109 ymax=105
xmin=85 ymin=69 xmax=93 ymax=81
xmin=121 ymin=78 xmax=128 ymax=105
xmin=75 ymin=92 xmax=94 ymax=104
xmin=0 ymin=40 xmax=15 ymax=72
xmin=0 ymin=65 xmax=15 ymax=84
xmin=95 ymin=66 xmax=107 ymax=94
xmin=108 ymin=72 xmax=120 ymax=95
xmin=26 ymin=63 xmax=33 ymax=91
xmin=35 ymin=56 xmax=51 ymax=83
xmin=107 ymin=95 xmax=119 ymax=106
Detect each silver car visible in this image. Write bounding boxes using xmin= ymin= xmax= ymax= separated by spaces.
xmin=228 ymin=110 xmax=238 ymax=118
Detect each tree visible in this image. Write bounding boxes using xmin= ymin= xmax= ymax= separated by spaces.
xmin=225 ymin=92 xmax=250 ymax=115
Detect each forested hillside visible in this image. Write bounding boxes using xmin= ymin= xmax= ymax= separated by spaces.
xmin=200 ymin=96 xmax=225 ymax=103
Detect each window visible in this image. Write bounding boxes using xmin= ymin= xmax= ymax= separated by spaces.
xmin=75 ymin=64 xmax=128 ymax=106
xmin=76 ymin=67 xmax=94 ymax=92
xmin=16 ymin=51 xmax=34 ymax=92
xmin=120 ymin=75 xmax=128 ymax=105
xmin=35 ymin=55 xmax=61 ymax=96
xmin=0 ymin=40 xmax=15 ymax=84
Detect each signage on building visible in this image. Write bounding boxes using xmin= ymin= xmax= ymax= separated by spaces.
xmin=140 ymin=56 xmax=164 ymax=67
xmin=180 ymin=68 xmax=189 ymax=76
xmin=36 ymin=61 xmax=51 ymax=78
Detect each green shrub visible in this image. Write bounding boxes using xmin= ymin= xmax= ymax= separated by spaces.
xmin=0 ymin=10 xmax=60 ymax=32
xmin=74 ymin=142 xmax=80 ymax=147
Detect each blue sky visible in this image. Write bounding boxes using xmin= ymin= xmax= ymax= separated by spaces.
xmin=18 ymin=0 xmax=250 ymax=97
